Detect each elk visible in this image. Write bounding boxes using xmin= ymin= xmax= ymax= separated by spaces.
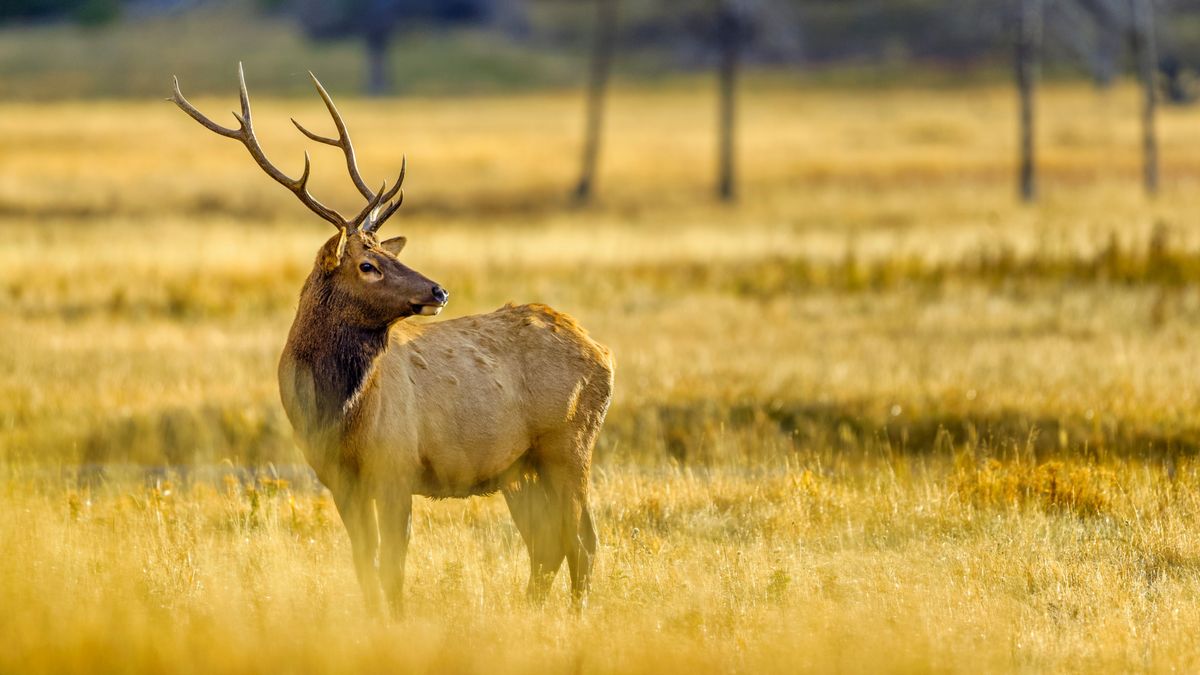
xmin=170 ymin=65 xmax=614 ymax=615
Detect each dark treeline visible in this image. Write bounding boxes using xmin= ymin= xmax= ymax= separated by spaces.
xmin=9 ymin=0 xmax=1200 ymax=73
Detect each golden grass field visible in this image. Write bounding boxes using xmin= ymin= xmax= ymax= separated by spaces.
xmin=6 ymin=80 xmax=1200 ymax=672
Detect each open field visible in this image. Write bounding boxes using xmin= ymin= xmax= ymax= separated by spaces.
xmin=5 ymin=81 xmax=1200 ymax=672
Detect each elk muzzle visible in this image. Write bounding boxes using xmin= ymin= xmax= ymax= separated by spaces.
xmin=415 ymin=285 xmax=449 ymax=316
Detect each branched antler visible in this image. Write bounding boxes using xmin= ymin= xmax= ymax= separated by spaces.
xmin=170 ymin=62 xmax=405 ymax=233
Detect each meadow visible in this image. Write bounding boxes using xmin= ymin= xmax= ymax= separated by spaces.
xmin=5 ymin=80 xmax=1200 ymax=672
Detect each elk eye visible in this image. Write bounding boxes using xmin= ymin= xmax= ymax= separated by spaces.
xmin=359 ymin=262 xmax=377 ymax=274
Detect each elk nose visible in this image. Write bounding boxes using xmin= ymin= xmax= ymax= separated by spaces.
xmin=431 ymin=285 xmax=449 ymax=304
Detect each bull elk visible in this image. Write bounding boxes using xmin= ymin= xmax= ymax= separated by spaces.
xmin=170 ymin=65 xmax=614 ymax=614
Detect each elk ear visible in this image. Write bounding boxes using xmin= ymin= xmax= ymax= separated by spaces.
xmin=379 ymin=236 xmax=407 ymax=256
xmin=319 ymin=228 xmax=349 ymax=272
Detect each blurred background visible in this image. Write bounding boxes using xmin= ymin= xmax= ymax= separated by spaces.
xmin=9 ymin=4 xmax=1200 ymax=671
xmin=2 ymin=0 xmax=1200 ymax=469
xmin=3 ymin=0 xmax=1200 ymax=99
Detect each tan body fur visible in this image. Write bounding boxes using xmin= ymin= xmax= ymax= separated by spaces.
xmin=280 ymin=303 xmax=613 ymax=501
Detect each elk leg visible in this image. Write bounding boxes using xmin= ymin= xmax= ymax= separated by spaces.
xmin=567 ymin=503 xmax=598 ymax=609
xmin=329 ymin=484 xmax=383 ymax=616
xmin=503 ymin=470 xmax=565 ymax=603
xmin=376 ymin=489 xmax=413 ymax=619
xmin=535 ymin=434 xmax=597 ymax=609
xmin=548 ymin=468 xmax=595 ymax=609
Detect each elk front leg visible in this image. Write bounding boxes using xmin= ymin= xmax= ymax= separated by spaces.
xmin=377 ymin=489 xmax=413 ymax=618
xmin=330 ymin=484 xmax=383 ymax=616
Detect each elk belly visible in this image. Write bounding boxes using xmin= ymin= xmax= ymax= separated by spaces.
xmin=375 ymin=339 xmax=530 ymax=496
xmin=412 ymin=390 xmax=530 ymax=496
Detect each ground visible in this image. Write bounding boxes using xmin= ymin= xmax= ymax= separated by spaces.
xmin=3 ymin=81 xmax=1200 ymax=673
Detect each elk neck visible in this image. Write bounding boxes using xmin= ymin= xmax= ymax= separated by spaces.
xmin=283 ymin=276 xmax=393 ymax=430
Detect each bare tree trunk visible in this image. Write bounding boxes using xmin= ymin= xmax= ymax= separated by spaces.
xmin=1050 ymin=0 xmax=1118 ymax=86
xmin=716 ymin=3 xmax=739 ymax=202
xmin=573 ymin=0 xmax=619 ymax=203
xmin=1079 ymin=0 xmax=1127 ymax=86
xmin=1131 ymin=0 xmax=1159 ymax=195
xmin=366 ymin=31 xmax=390 ymax=97
xmin=1016 ymin=0 xmax=1043 ymax=203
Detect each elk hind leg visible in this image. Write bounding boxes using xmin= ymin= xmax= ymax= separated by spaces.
xmin=569 ymin=503 xmax=598 ymax=607
xmin=503 ymin=468 xmax=566 ymax=603
xmin=535 ymin=432 xmax=598 ymax=609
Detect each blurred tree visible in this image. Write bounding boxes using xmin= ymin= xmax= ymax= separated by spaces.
xmin=680 ymin=0 xmax=761 ymax=201
xmin=1160 ymin=55 xmax=1192 ymax=104
xmin=572 ymin=0 xmax=617 ymax=203
xmin=564 ymin=0 xmax=787 ymax=202
xmin=0 ymin=0 xmax=121 ymax=26
xmin=1016 ymin=0 xmax=1042 ymax=203
xmin=280 ymin=0 xmax=510 ymax=95
xmin=1011 ymin=0 xmax=1163 ymax=200
xmin=712 ymin=1 xmax=755 ymax=202
xmin=1130 ymin=0 xmax=1158 ymax=195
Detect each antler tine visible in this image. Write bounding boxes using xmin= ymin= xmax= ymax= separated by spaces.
xmin=380 ymin=155 xmax=406 ymax=206
xmin=291 ymin=118 xmax=336 ymax=144
xmin=292 ymin=71 xmax=376 ymax=202
xmin=349 ymin=181 xmax=392 ymax=231
xmin=367 ymin=191 xmax=405 ymax=233
xmin=236 ymin=62 xmax=252 ymax=127
xmin=362 ymin=156 xmax=406 ymax=233
xmin=170 ymin=76 xmax=240 ymax=138
xmin=170 ymin=63 xmax=350 ymax=230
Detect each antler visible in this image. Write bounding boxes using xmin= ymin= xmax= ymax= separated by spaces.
xmin=291 ymin=71 xmax=405 ymax=233
xmin=170 ymin=63 xmax=404 ymax=233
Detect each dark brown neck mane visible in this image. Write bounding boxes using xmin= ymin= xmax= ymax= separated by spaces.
xmin=285 ymin=275 xmax=391 ymax=428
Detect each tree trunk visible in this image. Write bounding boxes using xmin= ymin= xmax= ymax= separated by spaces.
xmin=366 ymin=30 xmax=390 ymax=97
xmin=1079 ymin=0 xmax=1126 ymax=87
xmin=1131 ymin=0 xmax=1158 ymax=196
xmin=573 ymin=0 xmax=619 ymax=203
xmin=716 ymin=3 xmax=739 ymax=203
xmin=1016 ymin=0 xmax=1043 ymax=203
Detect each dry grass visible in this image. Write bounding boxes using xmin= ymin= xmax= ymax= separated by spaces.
xmin=4 ymin=80 xmax=1200 ymax=672
xmin=7 ymin=452 xmax=1200 ymax=673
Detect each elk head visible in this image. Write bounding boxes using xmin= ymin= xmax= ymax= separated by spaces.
xmin=170 ymin=63 xmax=449 ymax=326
